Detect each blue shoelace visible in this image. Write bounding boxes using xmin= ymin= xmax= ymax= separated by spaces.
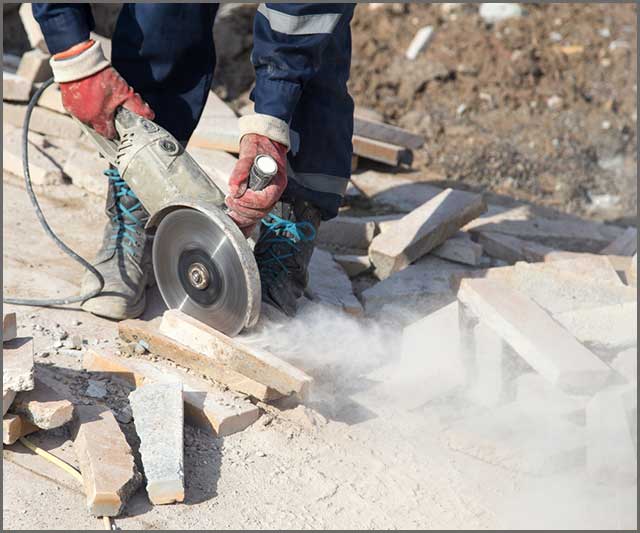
xmin=257 ymin=213 xmax=316 ymax=283
xmin=104 ymin=168 xmax=145 ymax=257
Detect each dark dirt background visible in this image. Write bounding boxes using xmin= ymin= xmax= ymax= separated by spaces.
xmin=4 ymin=3 xmax=637 ymax=225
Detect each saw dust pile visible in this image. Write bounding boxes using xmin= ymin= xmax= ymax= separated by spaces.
xmin=2 ymin=2 xmax=638 ymax=530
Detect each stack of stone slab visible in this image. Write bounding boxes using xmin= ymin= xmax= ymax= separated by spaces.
xmin=3 ymin=313 xmax=74 ymax=444
xmin=371 ymin=246 xmax=636 ymax=484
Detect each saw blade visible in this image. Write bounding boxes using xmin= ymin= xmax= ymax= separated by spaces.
xmin=152 ymin=207 xmax=259 ymax=336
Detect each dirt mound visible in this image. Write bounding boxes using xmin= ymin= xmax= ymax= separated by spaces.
xmin=349 ymin=3 xmax=637 ymax=224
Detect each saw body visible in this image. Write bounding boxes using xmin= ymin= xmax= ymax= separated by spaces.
xmin=76 ymin=108 xmax=261 ymax=336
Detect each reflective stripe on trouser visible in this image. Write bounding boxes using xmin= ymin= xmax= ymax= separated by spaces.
xmin=257 ymin=4 xmax=342 ymax=35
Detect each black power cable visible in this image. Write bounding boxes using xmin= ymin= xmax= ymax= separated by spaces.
xmin=3 ymin=78 xmax=105 ymax=306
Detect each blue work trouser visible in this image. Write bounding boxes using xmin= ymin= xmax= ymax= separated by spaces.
xmin=111 ymin=3 xmax=353 ymax=219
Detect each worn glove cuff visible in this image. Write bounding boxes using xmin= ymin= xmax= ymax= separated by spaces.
xmin=238 ymin=113 xmax=290 ymax=150
xmin=50 ymin=40 xmax=110 ymax=83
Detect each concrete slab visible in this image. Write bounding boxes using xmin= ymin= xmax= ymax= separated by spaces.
xmin=12 ymin=380 xmax=74 ymax=429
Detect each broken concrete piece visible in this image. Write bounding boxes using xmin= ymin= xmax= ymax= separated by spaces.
xmin=628 ymin=253 xmax=637 ymax=287
xmin=3 ymin=337 xmax=35 ymax=393
xmin=72 ymin=405 xmax=142 ymax=517
xmin=369 ymin=188 xmax=486 ymax=279
xmin=118 ymin=319 xmax=282 ymax=402
xmin=553 ymin=302 xmax=637 ymax=353
xmin=3 ymin=102 xmax=83 ymax=139
xmin=3 ymin=127 xmax=65 ymax=185
xmin=515 ymin=373 xmax=590 ymax=423
xmin=317 ymin=216 xmax=377 ymax=253
xmin=611 ymin=347 xmax=637 ymax=384
xmin=130 ymin=382 xmax=185 ymax=505
xmin=12 ymin=380 xmax=74 ymax=429
xmin=586 ymin=386 xmax=637 ymax=486
xmin=19 ymin=3 xmax=48 ymax=52
xmin=333 ymin=254 xmax=371 ymax=277
xmin=2 ymin=71 xmax=31 ymax=102
xmin=457 ymin=279 xmax=611 ymax=393
xmin=445 ymin=403 xmax=586 ymax=475
xmin=16 ymin=48 xmax=52 ymax=84
xmin=3 ymin=313 xmax=17 ymax=343
xmin=362 ymin=255 xmax=469 ymax=316
xmin=159 ymin=310 xmax=313 ymax=399
xmin=3 ymin=413 xmax=38 ymax=445
xmin=600 ymin=226 xmax=637 ymax=256
xmin=306 ymin=248 xmax=363 ymax=316
xmin=83 ymin=349 xmax=261 ymax=437
xmin=62 ymin=148 xmax=109 ymax=196
xmin=3 ymin=389 xmax=17 ymax=416
xmin=431 ymin=234 xmax=483 ymax=265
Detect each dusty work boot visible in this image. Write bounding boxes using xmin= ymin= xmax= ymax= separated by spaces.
xmin=80 ymin=168 xmax=154 ymax=320
xmin=254 ymin=197 xmax=321 ymax=317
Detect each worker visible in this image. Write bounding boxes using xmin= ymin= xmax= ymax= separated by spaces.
xmin=32 ymin=3 xmax=355 ymax=320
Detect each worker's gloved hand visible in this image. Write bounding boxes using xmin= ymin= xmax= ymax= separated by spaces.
xmin=51 ymin=40 xmax=154 ymax=139
xmin=226 ymin=133 xmax=288 ymax=236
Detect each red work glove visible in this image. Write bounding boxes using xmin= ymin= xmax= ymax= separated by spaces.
xmin=225 ymin=134 xmax=288 ymax=236
xmin=53 ymin=40 xmax=154 ymax=139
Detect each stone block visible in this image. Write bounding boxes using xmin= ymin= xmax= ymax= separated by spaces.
xmin=118 ymin=319 xmax=282 ymax=402
xmin=586 ymin=386 xmax=637 ymax=485
xmin=11 ymin=380 xmax=74 ymax=429
xmin=600 ymin=226 xmax=637 ymax=256
xmin=306 ymin=248 xmax=363 ymax=316
xmin=72 ymin=405 xmax=142 ymax=517
xmin=63 ymin=148 xmax=109 ymax=196
xmin=37 ymin=82 xmax=67 ymax=114
xmin=3 ymin=71 xmax=31 ymax=102
xmin=333 ymin=254 xmax=371 ymax=277
xmin=553 ymin=302 xmax=637 ymax=353
xmin=16 ymin=48 xmax=52 ymax=83
xmin=515 ymin=373 xmax=590 ymax=423
xmin=3 ymin=126 xmax=64 ymax=185
xmin=159 ymin=310 xmax=313 ymax=399
xmin=317 ymin=216 xmax=377 ymax=253
xmin=431 ymin=233 xmax=483 ymax=265
xmin=611 ymin=347 xmax=637 ymax=384
xmin=457 ymin=279 xmax=611 ymax=393
xmin=83 ymin=349 xmax=261 ymax=437
xmin=4 ymin=102 xmax=83 ymax=139
xmin=362 ymin=255 xmax=469 ymax=316
xmin=3 ymin=389 xmax=17 ymax=416
xmin=129 ymin=382 xmax=185 ymax=505
xmin=369 ymin=188 xmax=486 ymax=279
xmin=3 ymin=413 xmax=38 ymax=445
xmin=3 ymin=337 xmax=34 ymax=393
xmin=19 ymin=3 xmax=48 ymax=52
xmin=3 ymin=313 xmax=17 ymax=343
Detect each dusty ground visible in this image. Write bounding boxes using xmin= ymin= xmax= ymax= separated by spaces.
xmin=3 ymin=177 xmax=637 ymax=530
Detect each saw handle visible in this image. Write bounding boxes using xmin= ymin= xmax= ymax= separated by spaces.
xmin=248 ymin=154 xmax=278 ymax=192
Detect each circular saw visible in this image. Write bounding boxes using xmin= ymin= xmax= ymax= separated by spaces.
xmin=75 ymin=108 xmax=276 ymax=336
